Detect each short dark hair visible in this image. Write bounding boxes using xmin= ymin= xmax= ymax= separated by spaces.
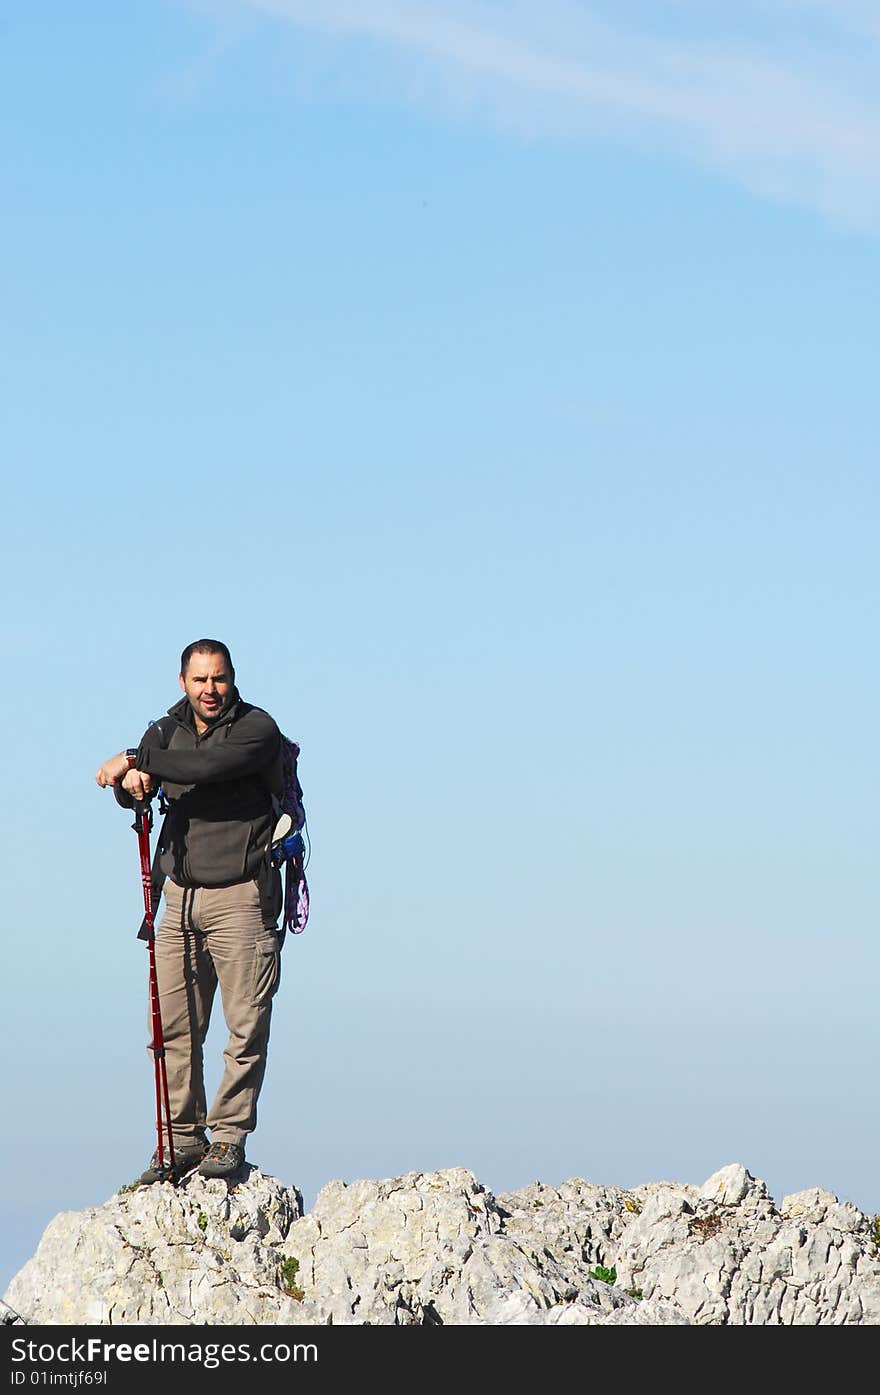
xmin=180 ymin=639 xmax=235 ymax=681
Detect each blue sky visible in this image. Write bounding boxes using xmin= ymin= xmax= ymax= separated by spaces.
xmin=2 ymin=1 xmax=879 ymax=1294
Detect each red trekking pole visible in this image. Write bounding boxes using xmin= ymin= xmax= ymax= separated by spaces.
xmin=133 ymin=800 xmax=175 ymax=1176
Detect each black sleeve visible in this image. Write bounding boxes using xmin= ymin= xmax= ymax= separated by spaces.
xmin=137 ymin=710 xmax=280 ymax=785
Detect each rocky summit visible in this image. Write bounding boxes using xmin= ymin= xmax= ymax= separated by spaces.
xmin=4 ymin=1162 xmax=879 ymax=1325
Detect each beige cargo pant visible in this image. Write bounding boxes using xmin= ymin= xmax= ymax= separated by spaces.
xmin=150 ymin=878 xmax=281 ymax=1151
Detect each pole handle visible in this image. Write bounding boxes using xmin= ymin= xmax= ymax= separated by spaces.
xmin=132 ymin=798 xmax=154 ymax=834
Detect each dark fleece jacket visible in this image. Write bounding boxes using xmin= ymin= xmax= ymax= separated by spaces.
xmin=116 ymin=691 xmax=284 ymax=932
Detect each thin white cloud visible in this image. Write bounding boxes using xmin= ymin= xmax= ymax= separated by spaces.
xmin=236 ymin=0 xmax=880 ymax=226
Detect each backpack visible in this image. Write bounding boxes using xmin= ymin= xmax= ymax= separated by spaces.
xmin=269 ymin=734 xmax=310 ymax=939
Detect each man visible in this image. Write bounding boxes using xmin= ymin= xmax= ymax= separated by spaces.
xmin=96 ymin=639 xmax=285 ymax=1184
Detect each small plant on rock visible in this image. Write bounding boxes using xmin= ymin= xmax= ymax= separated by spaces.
xmin=689 ymin=1211 xmax=723 ymax=1241
xmin=279 ymin=1256 xmax=305 ymax=1301
xmin=589 ymin=1264 xmax=617 ymax=1284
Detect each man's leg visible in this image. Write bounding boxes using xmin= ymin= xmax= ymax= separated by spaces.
xmin=194 ymin=880 xmax=280 ymax=1150
xmin=151 ymin=880 xmax=218 ymax=1152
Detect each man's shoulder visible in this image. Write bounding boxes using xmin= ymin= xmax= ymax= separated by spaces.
xmin=232 ymin=700 xmax=280 ymax=733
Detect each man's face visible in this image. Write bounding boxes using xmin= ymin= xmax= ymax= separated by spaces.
xmin=179 ymin=651 xmax=233 ymax=730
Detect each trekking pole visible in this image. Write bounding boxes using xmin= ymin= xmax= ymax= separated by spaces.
xmin=132 ymin=799 xmax=175 ymax=1176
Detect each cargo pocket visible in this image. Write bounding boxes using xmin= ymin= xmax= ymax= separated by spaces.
xmin=252 ymin=933 xmax=281 ymax=1006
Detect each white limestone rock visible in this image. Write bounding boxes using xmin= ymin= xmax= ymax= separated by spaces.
xmin=4 ymin=1166 xmax=305 ymax=1326
xmin=4 ymin=1161 xmax=879 ymax=1326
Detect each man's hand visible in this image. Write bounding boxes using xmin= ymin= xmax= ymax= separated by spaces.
xmin=121 ymin=768 xmax=155 ymax=801
xmin=95 ymin=752 xmax=132 ymax=787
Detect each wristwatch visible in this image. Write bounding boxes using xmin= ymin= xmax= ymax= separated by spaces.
xmin=124 ymin=748 xmax=139 ymax=769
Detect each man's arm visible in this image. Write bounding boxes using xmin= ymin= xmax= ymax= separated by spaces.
xmin=95 ymin=751 xmax=136 ymax=787
xmin=96 ymin=751 xmax=155 ymax=801
xmin=96 ymin=722 xmax=165 ymax=802
xmin=136 ymin=709 xmax=280 ymax=785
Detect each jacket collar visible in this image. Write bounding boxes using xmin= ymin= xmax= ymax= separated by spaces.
xmin=167 ymin=688 xmax=241 ymax=733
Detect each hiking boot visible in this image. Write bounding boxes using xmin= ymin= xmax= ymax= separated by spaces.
xmin=135 ymin=1140 xmax=209 ymax=1187
xmin=198 ymin=1141 xmax=245 ymax=1179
